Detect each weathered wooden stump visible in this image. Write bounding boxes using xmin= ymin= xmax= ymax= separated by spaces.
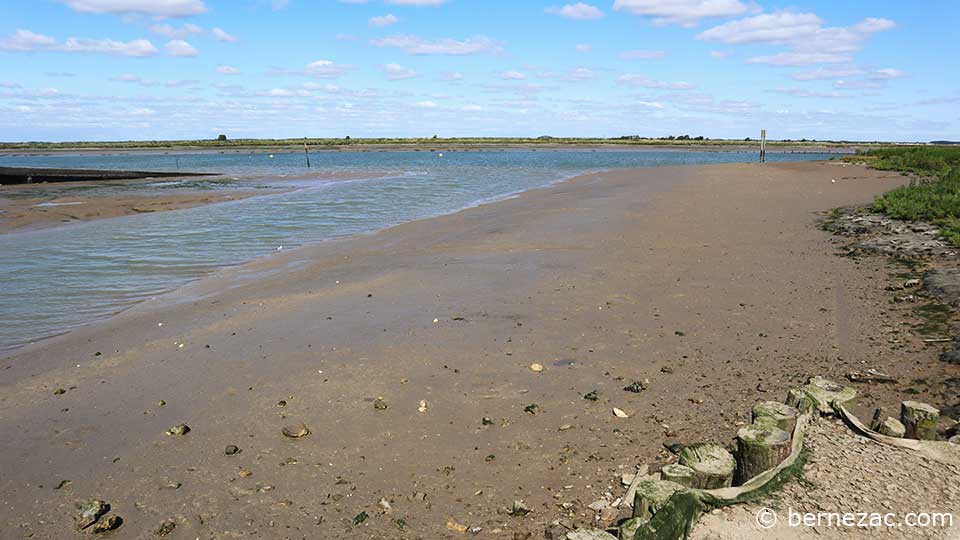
xmin=876 ymin=417 xmax=906 ymax=438
xmin=785 ymin=388 xmax=815 ymax=414
xmin=632 ymin=479 xmax=684 ymax=521
xmin=659 ymin=464 xmax=696 ymax=487
xmin=678 ymin=443 xmax=735 ymax=489
xmin=802 ymin=376 xmax=857 ymax=414
xmin=735 ymin=425 xmax=791 ymax=485
xmin=752 ymin=401 xmax=800 ymax=433
xmin=900 ymin=401 xmax=940 ymax=440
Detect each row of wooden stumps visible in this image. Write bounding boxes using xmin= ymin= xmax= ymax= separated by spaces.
xmin=565 ymin=376 xmax=859 ymax=540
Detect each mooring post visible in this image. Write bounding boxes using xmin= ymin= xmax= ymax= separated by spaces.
xmin=303 ymin=139 xmax=311 ymax=169
xmin=760 ymin=129 xmax=767 ymax=163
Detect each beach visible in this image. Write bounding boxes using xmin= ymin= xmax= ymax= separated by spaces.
xmin=1 ymin=160 xmax=952 ymax=539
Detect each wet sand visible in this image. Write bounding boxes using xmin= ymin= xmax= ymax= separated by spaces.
xmin=0 ymin=161 xmax=950 ymax=539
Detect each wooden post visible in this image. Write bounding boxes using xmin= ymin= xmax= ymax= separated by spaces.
xmin=303 ymin=140 xmax=311 ymax=169
xmin=802 ymin=376 xmax=857 ymax=415
xmin=735 ymin=425 xmax=791 ymax=485
xmin=900 ymin=401 xmax=940 ymax=440
xmin=678 ymin=443 xmax=735 ymax=489
xmin=760 ymin=129 xmax=766 ymax=163
xmin=752 ymin=401 xmax=799 ymax=433
xmin=659 ymin=464 xmax=696 ymax=487
xmin=631 ymin=479 xmax=684 ymax=521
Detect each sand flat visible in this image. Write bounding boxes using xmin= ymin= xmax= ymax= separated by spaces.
xmin=0 ymin=161 xmax=949 ymax=539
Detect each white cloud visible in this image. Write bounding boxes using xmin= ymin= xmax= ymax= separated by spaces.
xmin=386 ymin=0 xmax=446 ymax=5
xmin=575 ymin=43 xmax=592 ymax=52
xmin=303 ymin=60 xmax=352 ymax=78
xmin=698 ymin=12 xmax=896 ymax=66
xmin=709 ymin=50 xmax=731 ymax=58
xmin=440 ymin=71 xmax=463 ymax=81
xmin=791 ymin=66 xmax=863 ymax=81
xmin=546 ymin=3 xmax=603 ymax=20
xmin=165 ymin=40 xmax=198 ymax=57
xmin=370 ymin=14 xmax=399 ymax=27
xmin=0 ymin=30 xmax=58 ymax=51
xmin=462 ymin=104 xmax=482 ymax=112
xmin=370 ymin=34 xmax=502 ymax=55
xmin=869 ymin=68 xmax=907 ymax=80
xmin=537 ymin=68 xmax=595 ymax=81
xmin=415 ymin=100 xmax=438 ymax=108
xmin=1 ymin=30 xmax=160 ymax=56
xmin=768 ymin=87 xmax=847 ymax=98
xmin=500 ymin=70 xmax=526 ymax=80
xmin=57 ymin=0 xmax=207 ymax=17
xmin=383 ymin=63 xmax=418 ymax=80
xmin=212 ymin=28 xmax=238 ymax=42
xmin=618 ymin=74 xmax=693 ymax=90
xmin=149 ymin=23 xmax=203 ymax=39
xmin=217 ymin=65 xmax=240 ymax=75
xmin=748 ymin=52 xmax=852 ymax=66
xmin=613 ymin=0 xmax=747 ymax=26
xmin=256 ymin=88 xmax=295 ymax=97
xmin=620 ymin=49 xmax=668 ymax=59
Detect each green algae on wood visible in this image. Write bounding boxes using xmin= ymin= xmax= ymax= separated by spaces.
xmin=678 ymin=443 xmax=735 ymax=489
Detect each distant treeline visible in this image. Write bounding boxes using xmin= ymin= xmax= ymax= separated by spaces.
xmin=0 ymin=136 xmax=917 ymax=151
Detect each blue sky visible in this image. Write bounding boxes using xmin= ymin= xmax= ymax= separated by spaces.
xmin=0 ymin=0 xmax=956 ymax=142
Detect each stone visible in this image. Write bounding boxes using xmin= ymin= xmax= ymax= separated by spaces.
xmin=154 ymin=520 xmax=176 ymax=537
xmin=165 ymin=424 xmax=190 ymax=436
xmin=565 ymin=529 xmax=618 ymax=540
xmin=509 ymin=500 xmax=532 ymax=517
xmin=374 ymin=397 xmax=388 ymax=410
xmin=281 ymin=422 xmax=310 ymax=438
xmin=524 ymin=404 xmax=541 ymax=415
xmin=623 ymin=381 xmax=645 ymax=393
xmin=75 ymin=500 xmax=109 ymax=530
xmin=225 ymin=445 xmax=240 ymax=456
xmin=583 ymin=390 xmax=600 ymax=402
xmin=92 ymin=515 xmax=122 ymax=532
xmin=877 ymin=417 xmax=906 ymax=438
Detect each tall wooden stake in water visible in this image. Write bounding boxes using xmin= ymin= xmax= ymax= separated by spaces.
xmin=760 ymin=129 xmax=767 ymax=163
xmin=303 ymin=140 xmax=311 ymax=169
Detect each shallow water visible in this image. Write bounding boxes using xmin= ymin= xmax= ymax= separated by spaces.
xmin=0 ymin=150 xmax=832 ymax=351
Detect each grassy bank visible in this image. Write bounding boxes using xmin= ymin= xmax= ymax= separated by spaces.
xmin=859 ymin=147 xmax=960 ymax=243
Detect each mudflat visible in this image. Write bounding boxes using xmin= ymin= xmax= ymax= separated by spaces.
xmin=1 ymin=161 xmax=946 ymax=539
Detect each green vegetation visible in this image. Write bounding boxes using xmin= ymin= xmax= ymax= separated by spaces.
xmin=0 ymin=136 xmax=868 ymax=152
xmin=859 ymin=146 xmax=960 ymax=243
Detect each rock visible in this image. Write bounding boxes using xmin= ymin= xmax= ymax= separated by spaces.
xmin=612 ymin=408 xmax=629 ymax=418
xmin=583 ymin=390 xmax=600 ymax=402
xmin=558 ymin=424 xmax=574 ymax=431
xmin=524 ymin=404 xmax=541 ymax=415
xmin=509 ymin=500 xmax=532 ymax=517
xmin=54 ymin=388 xmax=66 ymax=395
xmin=281 ymin=422 xmax=310 ymax=438
xmin=446 ymin=518 xmax=469 ymax=532
xmin=418 ymin=399 xmax=428 ymax=413
xmin=530 ymin=363 xmax=544 ymax=372
xmin=948 ymin=435 xmax=960 ymax=445
xmin=353 ymin=511 xmax=368 ymax=525
xmin=157 ymin=400 xmax=166 ymax=407
xmin=165 ymin=424 xmax=190 ymax=436
xmin=587 ymin=500 xmax=609 ymax=512
xmin=482 ymin=417 xmax=494 ymax=425
xmin=378 ymin=497 xmax=392 ymax=513
xmin=374 ymin=397 xmax=388 ymax=410
xmin=623 ymin=381 xmax=645 ymax=393
xmin=75 ymin=500 xmax=109 ymax=530
xmin=660 ymin=366 xmax=674 ymax=374
xmin=225 ymin=445 xmax=240 ymax=456
xmin=92 ymin=515 xmax=122 ymax=532
xmin=238 ymin=470 xmax=253 ymax=478
xmin=153 ymin=520 xmax=176 ymax=537
xmin=54 ymin=479 xmax=71 ymax=490
xmin=545 ymin=522 xmax=569 ymax=540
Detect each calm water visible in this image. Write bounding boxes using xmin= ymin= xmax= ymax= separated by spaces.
xmin=0 ymin=150 xmax=832 ymax=351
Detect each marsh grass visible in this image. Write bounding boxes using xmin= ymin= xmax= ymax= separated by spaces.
xmin=858 ymin=147 xmax=960 ymax=243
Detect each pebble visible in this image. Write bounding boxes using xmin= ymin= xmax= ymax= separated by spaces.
xmin=154 ymin=520 xmax=177 ymax=537
xmin=165 ymin=424 xmax=190 ymax=436
xmin=225 ymin=445 xmax=240 ymax=456
xmin=281 ymin=423 xmax=310 ymax=438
